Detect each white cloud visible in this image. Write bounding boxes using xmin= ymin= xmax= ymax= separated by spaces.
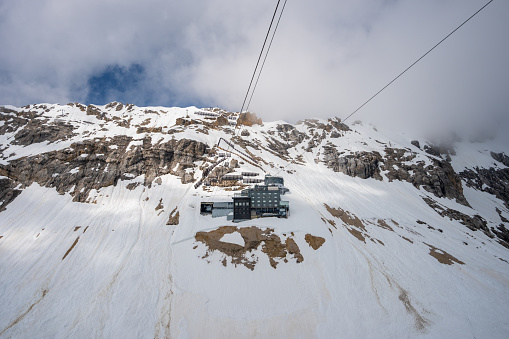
xmin=1 ymin=0 xmax=508 ymax=140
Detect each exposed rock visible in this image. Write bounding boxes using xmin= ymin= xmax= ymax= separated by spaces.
xmin=195 ymin=226 xmax=306 ymax=270
xmin=0 ymin=107 xmax=29 ymax=135
xmin=13 ymin=120 xmax=77 ymax=145
xmin=423 ymin=142 xmax=456 ymax=158
xmin=237 ymin=112 xmax=262 ymax=126
xmin=424 ymin=243 xmax=464 ymax=265
xmin=491 ymin=152 xmax=509 ymax=167
xmin=0 ymin=136 xmax=208 ymax=203
xmin=323 ymin=148 xmax=383 ymax=180
xmin=411 ymin=140 xmax=421 ymax=149
xmin=492 ymin=224 xmax=509 ymax=248
xmin=240 ymin=129 xmax=250 ymax=136
xmin=304 ymin=234 xmax=325 ymax=250
xmin=211 ymin=115 xmax=229 ymax=128
xmin=460 ymin=167 xmax=509 ymax=209
xmin=0 ymin=178 xmax=22 ymax=212
xmin=382 ymin=148 xmax=468 ymax=206
xmin=422 ymin=196 xmax=494 ymax=239
xmin=230 ymin=159 xmax=239 ymax=168
xmin=496 ymin=207 xmax=509 ymax=223
xmin=166 ymin=207 xmax=180 ymax=225
xmin=327 ymin=117 xmax=350 ymax=132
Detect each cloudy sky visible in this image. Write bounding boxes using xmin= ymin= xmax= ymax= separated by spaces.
xmin=1 ymin=0 xmax=508 ymax=138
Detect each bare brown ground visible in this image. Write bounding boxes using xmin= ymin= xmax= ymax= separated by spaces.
xmin=324 ymin=204 xmax=366 ymax=231
xmin=424 ymin=243 xmax=464 ymax=265
xmin=195 ymin=226 xmax=308 ymax=270
xmin=305 ymin=234 xmax=325 ymax=250
xmin=74 ymin=226 xmax=81 ymax=232
xmin=166 ymin=207 xmax=179 ymax=225
xmin=401 ymin=236 xmax=413 ymax=244
xmin=346 ymin=228 xmax=366 ymax=243
xmin=377 ymin=219 xmax=394 ymax=232
xmin=155 ymin=198 xmax=164 ymax=211
xmin=321 ymin=217 xmax=337 ymax=228
xmin=62 ymin=236 xmax=79 ymax=260
xmin=398 ymin=287 xmax=430 ymax=332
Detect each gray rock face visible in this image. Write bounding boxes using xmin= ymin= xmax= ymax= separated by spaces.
xmin=13 ymin=120 xmax=77 ymax=145
xmin=323 ymin=145 xmax=469 ymax=206
xmin=275 ymin=124 xmax=308 ymax=146
xmin=382 ymin=148 xmax=468 ymax=206
xmin=0 ymin=107 xmax=28 ymax=136
xmin=491 ymin=152 xmax=509 ymax=167
xmin=0 ymin=136 xmax=208 ymax=203
xmin=460 ymin=167 xmax=509 ymax=209
xmin=0 ymin=178 xmax=22 ymax=212
xmin=424 ymin=142 xmax=456 ymax=158
xmin=1 ymin=106 xmax=77 ymax=146
xmin=423 ymin=196 xmax=493 ymax=237
xmin=323 ymin=147 xmax=383 ymax=180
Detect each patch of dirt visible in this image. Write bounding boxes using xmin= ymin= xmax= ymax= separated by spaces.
xmin=377 ymin=219 xmax=394 ymax=232
xmin=324 ymin=204 xmax=390 ymax=245
xmin=398 ymin=287 xmax=430 ymax=332
xmin=324 ymin=204 xmax=366 ymax=231
xmin=62 ymin=236 xmax=80 ymax=260
xmin=304 ymin=234 xmax=325 ymax=250
xmin=321 ymin=217 xmax=336 ymax=228
xmin=424 ymin=243 xmax=464 ymax=265
xmin=194 ymin=226 xmax=311 ymax=270
xmin=126 ymin=182 xmax=140 ymax=190
xmin=401 ymin=236 xmax=413 ymax=244
xmin=155 ymin=198 xmax=164 ymax=211
xmin=347 ymin=228 xmax=366 ymax=243
xmin=166 ymin=207 xmax=179 ymax=225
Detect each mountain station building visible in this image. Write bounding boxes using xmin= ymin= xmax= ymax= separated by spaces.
xmin=201 ymin=175 xmax=289 ymax=221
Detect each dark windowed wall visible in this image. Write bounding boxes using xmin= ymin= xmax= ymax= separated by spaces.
xmin=233 ymin=197 xmax=251 ymax=220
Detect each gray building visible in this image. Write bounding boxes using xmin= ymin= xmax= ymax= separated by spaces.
xmin=201 ymin=177 xmax=290 ymax=221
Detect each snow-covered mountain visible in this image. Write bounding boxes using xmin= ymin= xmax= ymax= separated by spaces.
xmin=0 ymin=102 xmax=508 ymax=338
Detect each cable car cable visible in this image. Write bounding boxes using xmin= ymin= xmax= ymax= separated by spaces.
xmin=342 ymin=0 xmax=494 ymax=123
xmin=245 ymin=0 xmax=288 ymax=113
xmin=276 ymin=0 xmax=495 ymax=175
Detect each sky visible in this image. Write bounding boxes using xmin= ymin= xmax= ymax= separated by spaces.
xmin=1 ymin=0 xmax=508 ymax=140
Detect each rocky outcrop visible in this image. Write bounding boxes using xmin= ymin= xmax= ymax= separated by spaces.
xmin=460 ymin=167 xmax=509 ymax=208
xmin=322 ymin=145 xmax=468 ymax=205
xmin=13 ymin=120 xmax=77 ymax=145
xmin=323 ymin=148 xmax=383 ymax=180
xmin=195 ymin=226 xmax=305 ymax=270
xmin=237 ymin=112 xmax=262 ymax=126
xmin=0 ymin=107 xmax=29 ymax=136
xmin=0 ymin=136 xmax=208 ymax=203
xmin=0 ymin=178 xmax=22 ymax=212
xmin=423 ymin=196 xmax=491 ymax=235
xmin=382 ymin=148 xmax=468 ymax=206
xmin=275 ymin=124 xmax=308 ymax=146
xmin=491 ymin=152 xmax=509 ymax=167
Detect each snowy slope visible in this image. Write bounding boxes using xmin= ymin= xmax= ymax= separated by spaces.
xmin=0 ymin=103 xmax=508 ymax=338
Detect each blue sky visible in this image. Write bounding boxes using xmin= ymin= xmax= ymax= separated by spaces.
xmin=0 ymin=0 xmax=508 ymax=139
